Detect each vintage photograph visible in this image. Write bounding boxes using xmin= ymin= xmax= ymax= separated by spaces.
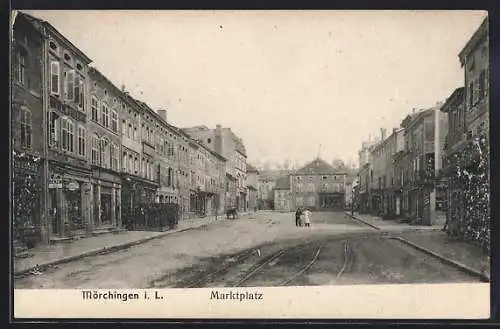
xmin=12 ymin=10 xmax=490 ymax=294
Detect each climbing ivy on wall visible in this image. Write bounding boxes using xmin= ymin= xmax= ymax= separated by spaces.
xmin=447 ymin=135 xmax=490 ymax=252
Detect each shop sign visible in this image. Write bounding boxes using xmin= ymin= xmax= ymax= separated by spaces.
xmin=67 ymin=181 xmax=80 ymax=191
xmin=48 ymin=174 xmax=62 ymax=189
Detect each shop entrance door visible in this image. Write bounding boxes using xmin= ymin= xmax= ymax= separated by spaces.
xmin=101 ymin=193 xmax=112 ymax=225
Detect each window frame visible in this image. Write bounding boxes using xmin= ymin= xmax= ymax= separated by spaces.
xmin=19 ymin=107 xmax=32 ymax=149
xmin=77 ymin=125 xmax=86 ymax=156
xmin=50 ymin=61 xmax=60 ymax=95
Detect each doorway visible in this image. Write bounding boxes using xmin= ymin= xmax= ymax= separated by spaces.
xmin=101 ymin=193 xmax=112 ymax=225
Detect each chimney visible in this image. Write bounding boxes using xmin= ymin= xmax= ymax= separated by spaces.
xmin=412 ymin=108 xmax=416 ymax=114
xmin=157 ymin=109 xmax=167 ymax=122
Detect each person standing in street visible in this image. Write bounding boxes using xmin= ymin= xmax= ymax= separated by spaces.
xmin=304 ymin=208 xmax=311 ymax=227
xmin=295 ymin=207 xmax=302 ymax=227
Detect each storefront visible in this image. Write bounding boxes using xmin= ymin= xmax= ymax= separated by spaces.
xmin=91 ymin=169 xmax=122 ymax=230
xmin=48 ymin=159 xmax=92 ymax=240
xmin=121 ymin=173 xmax=159 ymax=228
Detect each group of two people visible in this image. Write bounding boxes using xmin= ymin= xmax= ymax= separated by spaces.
xmin=295 ymin=207 xmax=311 ymax=227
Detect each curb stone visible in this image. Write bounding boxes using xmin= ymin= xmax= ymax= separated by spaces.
xmin=14 ymin=222 xmax=216 ymax=277
xmin=344 ymin=212 xmax=381 ymax=230
xmin=391 ymin=236 xmax=490 ymax=282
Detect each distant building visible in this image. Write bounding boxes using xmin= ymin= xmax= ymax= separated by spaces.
xmin=257 ymin=169 xmax=292 ymax=210
xmin=290 ymin=157 xmax=346 ymax=211
xmin=246 ymin=164 xmax=259 ymax=211
xmin=273 ymin=176 xmax=292 ymax=212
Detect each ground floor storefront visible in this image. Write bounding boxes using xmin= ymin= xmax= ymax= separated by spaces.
xmin=318 ymin=192 xmax=344 ymax=211
xmin=47 ymin=160 xmax=93 ymax=241
xmin=121 ymin=174 xmax=159 ymax=230
xmin=90 ymin=169 xmax=122 ymax=232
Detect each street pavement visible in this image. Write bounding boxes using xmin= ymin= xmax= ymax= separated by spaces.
xmin=14 ymin=211 xmax=486 ymax=289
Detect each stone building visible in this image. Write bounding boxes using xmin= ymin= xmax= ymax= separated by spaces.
xmin=87 ymin=67 xmax=123 ymax=233
xmin=459 ymin=17 xmax=489 ymax=139
xmin=11 ymin=12 xmax=46 ymax=245
xmin=273 ymin=176 xmax=292 ymax=212
xmin=42 ymin=16 xmax=94 ymax=242
xmin=246 ymin=164 xmax=259 ymax=212
xmin=182 ymin=124 xmax=248 ymax=212
xmin=290 ymin=157 xmax=346 ymax=211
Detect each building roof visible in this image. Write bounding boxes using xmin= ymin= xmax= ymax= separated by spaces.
xmin=246 ymin=163 xmax=259 ymax=173
xmin=294 ymin=157 xmax=342 ymax=175
xmin=459 ymin=17 xmax=488 ymax=66
xmin=274 ymin=176 xmax=290 ymax=190
xmin=441 ymin=87 xmax=465 ymax=113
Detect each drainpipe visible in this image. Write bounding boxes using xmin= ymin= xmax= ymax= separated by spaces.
xmin=41 ymin=23 xmax=50 ymax=244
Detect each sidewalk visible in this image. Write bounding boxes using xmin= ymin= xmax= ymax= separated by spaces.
xmin=14 ymin=216 xmax=224 ymax=276
xmin=396 ymin=231 xmax=490 ymax=282
xmin=346 ymin=212 xmax=442 ymax=232
xmin=346 ymin=212 xmax=490 ymax=282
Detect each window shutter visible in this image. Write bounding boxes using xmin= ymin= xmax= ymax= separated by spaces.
xmin=74 ymin=74 xmax=80 ymax=104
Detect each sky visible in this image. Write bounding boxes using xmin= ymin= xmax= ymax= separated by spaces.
xmin=23 ymin=10 xmax=487 ymax=169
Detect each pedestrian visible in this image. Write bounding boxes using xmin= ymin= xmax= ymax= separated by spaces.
xmin=295 ymin=207 xmax=302 ymax=227
xmin=304 ymin=208 xmax=311 ymax=227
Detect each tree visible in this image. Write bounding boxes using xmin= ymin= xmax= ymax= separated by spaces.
xmin=282 ymin=158 xmax=291 ymax=170
xmin=332 ymin=158 xmax=346 ymax=169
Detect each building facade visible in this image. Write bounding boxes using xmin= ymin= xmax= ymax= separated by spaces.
xmin=11 ymin=13 xmax=46 ymax=245
xmin=290 ymin=158 xmax=346 ymax=211
xmin=43 ymin=19 xmax=94 ymax=241
xmin=273 ymin=176 xmax=292 ymax=212
xmin=87 ymin=67 xmax=123 ymax=233
xmin=246 ymin=164 xmax=259 ymax=212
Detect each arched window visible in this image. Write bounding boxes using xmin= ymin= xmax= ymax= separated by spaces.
xmin=19 ymin=107 xmax=32 ymax=149
xmin=91 ymin=134 xmax=100 ymax=165
xmin=101 ymin=137 xmax=110 ymax=168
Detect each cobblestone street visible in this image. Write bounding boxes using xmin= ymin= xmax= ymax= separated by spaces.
xmin=15 ymin=212 xmax=485 ymax=289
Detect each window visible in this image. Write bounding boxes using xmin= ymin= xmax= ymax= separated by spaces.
xmin=75 ymin=75 xmax=84 ymax=109
xmin=127 ymin=124 xmax=132 ymax=139
xmin=48 ymin=112 xmax=60 ymax=147
xmin=61 ymin=118 xmax=74 ymax=152
xmin=479 ymin=69 xmax=486 ymax=99
xmin=473 ymin=78 xmax=479 ymax=105
xmin=122 ymin=120 xmax=126 ymax=136
xmin=77 ymin=126 xmax=86 ymax=156
xmin=142 ymin=159 xmax=146 ymax=177
xmin=133 ymin=126 xmax=137 ymax=140
xmin=101 ymin=103 xmax=109 ymax=128
xmin=101 ymin=138 xmax=110 ymax=168
xmin=111 ymin=143 xmax=119 ymax=170
xmin=468 ymin=81 xmax=474 ymax=109
xmin=308 ymin=196 xmax=315 ymax=207
xmin=296 ymin=197 xmax=304 ymax=206
xmin=207 ymin=138 xmax=211 ymax=144
xmin=111 ymin=110 xmax=118 ymax=133
xmin=91 ymin=96 xmax=99 ymax=122
xmin=19 ymin=107 xmax=32 ymax=148
xmin=65 ymin=70 xmax=75 ymax=101
xmin=92 ymin=134 xmax=100 ymax=165
xmin=17 ymin=51 xmax=25 ymax=84
xmin=50 ymin=61 xmax=60 ymax=95
xmin=122 ymin=153 xmax=128 ymax=172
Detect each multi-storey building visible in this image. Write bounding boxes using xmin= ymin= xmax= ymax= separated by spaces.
xmin=290 ymin=157 xmax=346 ymax=211
xmin=369 ymin=128 xmax=389 ymax=215
xmin=400 ymin=105 xmax=447 ymax=225
xmin=273 ymin=176 xmax=292 ymax=212
xmin=11 ymin=13 xmax=46 ymax=245
xmin=440 ymin=87 xmax=466 ymax=232
xmin=174 ymin=128 xmax=192 ymax=218
xmin=356 ymin=138 xmax=379 ymax=214
xmin=42 ymin=17 xmax=94 ymax=241
xmin=379 ymin=128 xmax=404 ymax=217
xmin=459 ymin=17 xmax=489 ymax=139
xmin=87 ymin=67 xmax=122 ymax=233
xmin=246 ymin=164 xmax=259 ymax=212
xmin=182 ymin=124 xmax=248 ymax=212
